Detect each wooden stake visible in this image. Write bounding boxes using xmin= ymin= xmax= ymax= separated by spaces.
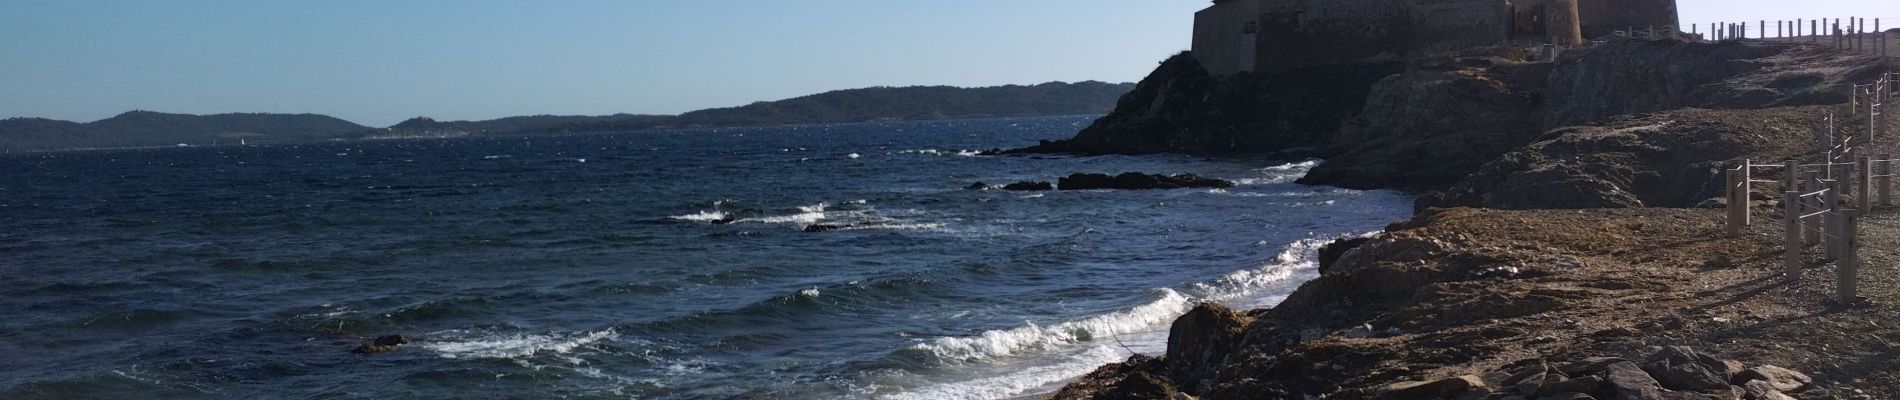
xmin=1859 ymin=156 xmax=1872 ymax=216
xmin=1786 ymin=186 xmax=1802 ymax=279
xmin=1728 ymin=166 xmax=1744 ymax=236
xmin=1840 ymin=212 xmax=1860 ymax=304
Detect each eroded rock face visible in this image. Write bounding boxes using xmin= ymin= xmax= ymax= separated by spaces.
xmin=1298 ymin=57 xmax=1544 ymax=190
xmin=1165 ymin=303 xmax=1254 ymax=394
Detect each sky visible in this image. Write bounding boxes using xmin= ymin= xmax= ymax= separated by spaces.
xmin=1 ymin=1 xmax=1895 ymax=127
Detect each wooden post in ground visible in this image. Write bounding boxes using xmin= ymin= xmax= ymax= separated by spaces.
xmin=1881 ymin=154 xmax=1893 ymax=206
xmin=1760 ymin=20 xmax=1765 ymax=39
xmin=1859 ymin=156 xmax=1872 ymax=215
xmin=1728 ymin=165 xmax=1744 ymax=236
xmin=1813 ymin=19 xmax=1819 ymax=42
xmin=1839 ymin=212 xmax=1860 ymax=304
xmin=1786 ymin=186 xmax=1802 ymax=279
xmin=1827 ymin=179 xmax=1843 ymax=259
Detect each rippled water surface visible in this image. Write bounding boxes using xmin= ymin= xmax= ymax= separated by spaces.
xmin=0 ymin=115 xmax=1410 ymax=399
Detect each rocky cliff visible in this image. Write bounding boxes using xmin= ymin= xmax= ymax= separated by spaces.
xmin=1010 ymin=53 xmax=1403 ymax=155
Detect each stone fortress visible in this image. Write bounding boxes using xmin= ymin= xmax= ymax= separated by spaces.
xmin=1191 ymin=0 xmax=1680 ymax=75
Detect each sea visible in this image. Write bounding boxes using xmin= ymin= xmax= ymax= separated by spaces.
xmin=0 ymin=115 xmax=1412 ymax=399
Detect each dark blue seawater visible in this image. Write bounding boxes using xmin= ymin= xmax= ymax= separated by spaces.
xmin=0 ymin=115 xmax=1411 ymax=399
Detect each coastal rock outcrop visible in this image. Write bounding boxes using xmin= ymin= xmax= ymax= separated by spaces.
xmin=1011 ymin=52 xmax=1403 ymax=155
xmin=1297 ymin=54 xmax=1544 ymax=190
xmin=1002 ymin=181 xmax=1054 ymax=191
xmin=1057 ymin=173 xmax=1232 ymax=190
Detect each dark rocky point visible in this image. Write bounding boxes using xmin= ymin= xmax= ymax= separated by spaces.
xmin=1001 ymin=181 xmax=1054 ymax=191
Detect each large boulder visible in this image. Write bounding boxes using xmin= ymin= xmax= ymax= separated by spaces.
xmin=1316 ymin=236 xmax=1372 ymax=276
xmin=1165 ymin=303 xmax=1254 ymax=394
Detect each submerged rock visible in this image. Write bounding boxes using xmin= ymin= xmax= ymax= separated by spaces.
xmin=351 ymin=334 xmax=411 ymax=354
xmin=964 ymin=182 xmax=989 ymax=190
xmin=1057 ymin=173 xmax=1232 ymax=190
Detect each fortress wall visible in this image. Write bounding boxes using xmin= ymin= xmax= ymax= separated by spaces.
xmin=1254 ymin=0 xmax=1507 ymax=72
xmin=1576 ymin=0 xmax=1678 ymax=38
xmin=1193 ymin=0 xmax=1264 ymax=76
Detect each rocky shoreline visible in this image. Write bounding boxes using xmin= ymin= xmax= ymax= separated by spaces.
xmin=1031 ymin=37 xmax=1900 ymax=399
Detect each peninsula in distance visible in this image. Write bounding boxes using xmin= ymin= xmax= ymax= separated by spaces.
xmin=0 ymin=81 xmax=1133 ymax=153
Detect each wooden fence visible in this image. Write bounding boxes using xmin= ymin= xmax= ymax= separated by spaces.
xmin=1725 ymin=71 xmax=1897 ymax=304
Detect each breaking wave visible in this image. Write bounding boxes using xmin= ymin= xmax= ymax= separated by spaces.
xmin=420 ymin=329 xmax=618 ymax=359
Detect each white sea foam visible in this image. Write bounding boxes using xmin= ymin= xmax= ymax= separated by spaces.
xmin=832 ymin=223 xmax=945 ymax=231
xmin=880 ymin=345 xmax=1133 ymax=400
xmin=737 ymin=203 xmax=828 ymax=225
xmin=1234 ymin=159 xmax=1323 ymax=185
xmin=898 ymin=149 xmax=982 ymax=157
xmin=905 ymin=288 xmax=1191 ymax=364
xmin=421 ymin=329 xmax=617 ymax=359
xmin=885 ymin=232 xmax=1378 ymax=400
xmin=669 ymin=210 xmax=729 ymax=222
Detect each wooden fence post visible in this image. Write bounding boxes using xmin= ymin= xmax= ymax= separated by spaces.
xmin=1728 ymin=166 xmax=1744 ymax=235
xmin=1859 ymin=156 xmax=1872 ymax=215
xmin=1839 ymin=212 xmax=1860 ymax=304
xmin=1786 ymin=190 xmax=1802 ymax=278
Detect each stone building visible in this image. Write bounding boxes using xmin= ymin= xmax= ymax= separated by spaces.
xmin=1191 ymin=0 xmax=1679 ymax=76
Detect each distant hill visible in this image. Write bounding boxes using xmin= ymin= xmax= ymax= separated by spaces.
xmin=544 ymin=81 xmax=1136 ymax=132
xmin=375 ymin=114 xmax=667 ymax=137
xmin=2 ymin=81 xmax=1135 ymax=152
xmin=0 ymin=111 xmax=367 ymax=152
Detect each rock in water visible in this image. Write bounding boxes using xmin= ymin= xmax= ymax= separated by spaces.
xmin=1165 ymin=303 xmax=1253 ymax=393
xmin=964 ymin=182 xmax=988 ymax=190
xmin=803 ymin=223 xmax=854 ymax=233
xmin=1057 ymin=172 xmax=1233 ymax=190
xmin=1001 ymin=181 xmax=1053 ymax=191
xmin=351 ymin=334 xmax=411 ymax=354
xmin=372 ymin=335 xmax=409 ymax=346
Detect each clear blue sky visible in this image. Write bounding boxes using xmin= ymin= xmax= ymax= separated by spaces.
xmin=1 ymin=1 xmax=1893 ymax=127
